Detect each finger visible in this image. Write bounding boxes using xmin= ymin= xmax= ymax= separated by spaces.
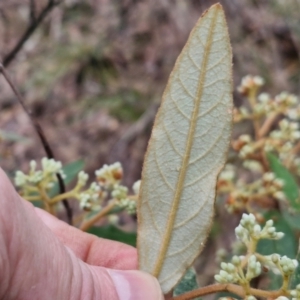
xmin=34 ymin=207 xmax=137 ymax=270
xmin=0 ymin=169 xmax=163 ymax=300
xmin=0 ymin=168 xmax=85 ymax=299
xmin=0 ymin=167 xmax=137 ymax=270
xmin=88 ymin=266 xmax=164 ymax=300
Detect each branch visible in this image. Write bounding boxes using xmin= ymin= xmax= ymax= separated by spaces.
xmin=0 ymin=64 xmax=72 ymax=224
xmin=79 ymin=200 xmax=117 ymax=231
xmin=29 ymin=0 xmax=37 ymax=22
xmin=3 ymin=0 xmax=61 ymax=67
xmin=169 ymin=283 xmax=287 ymax=300
xmin=258 ymin=112 xmax=279 ymax=138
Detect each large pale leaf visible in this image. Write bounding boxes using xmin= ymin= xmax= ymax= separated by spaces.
xmin=137 ymin=3 xmax=232 ymax=294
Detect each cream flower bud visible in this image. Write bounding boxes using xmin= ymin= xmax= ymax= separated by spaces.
xmin=232 ymin=256 xmax=241 ymax=266
xmin=275 ymin=297 xmax=289 ymax=300
xmin=133 ymin=180 xmax=141 ymax=195
xmin=258 ymin=93 xmax=270 ymax=103
xmin=253 ymin=76 xmax=265 ymax=86
xmin=78 ymin=171 xmax=89 ymax=186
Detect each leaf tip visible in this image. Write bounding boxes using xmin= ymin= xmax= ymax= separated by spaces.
xmin=209 ymin=2 xmax=224 ymax=11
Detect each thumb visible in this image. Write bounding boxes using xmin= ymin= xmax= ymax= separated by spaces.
xmin=91 ymin=267 xmax=164 ymax=300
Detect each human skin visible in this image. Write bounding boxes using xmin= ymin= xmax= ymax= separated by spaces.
xmin=0 ymin=168 xmax=163 ymax=300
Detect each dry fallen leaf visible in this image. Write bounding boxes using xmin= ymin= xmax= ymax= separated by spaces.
xmin=137 ymin=3 xmax=233 ymax=294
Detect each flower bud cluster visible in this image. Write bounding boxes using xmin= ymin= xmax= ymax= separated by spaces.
xmin=261 ymin=172 xmax=286 ymax=201
xmin=232 ymin=135 xmax=256 ymax=159
xmin=242 ymin=159 xmax=263 ymax=172
xmin=218 ymin=164 xmax=236 ymax=190
xmin=225 ymin=185 xmax=255 ymax=214
xmin=16 ymin=159 xmax=139 ymax=216
xmin=215 ymin=254 xmax=261 ymax=284
xmin=235 ymin=76 xmax=300 ymax=122
xmin=78 ymin=171 xmax=89 ymax=187
xmin=118 ymin=198 xmax=137 ymax=215
xmin=246 ymin=255 xmax=261 ymax=280
xmin=216 ymin=76 xmax=300 ymax=296
xmin=237 ymin=75 xmax=265 ymax=96
xmin=255 ymin=92 xmax=299 ymax=117
xmin=227 ymin=77 xmax=300 ymax=215
xmin=222 ymin=172 xmax=286 ymax=213
xmin=112 ymin=184 xmax=137 ymax=214
xmin=78 ymin=163 xmax=138 ymax=214
xmin=112 ymin=184 xmax=128 ymax=200
xmin=278 ymin=255 xmax=298 ymax=275
xmin=290 ymin=284 xmax=300 ymax=300
xmin=214 ymin=256 xmax=241 ymax=283
xmin=79 ymin=182 xmax=104 ymax=211
xmin=15 ymin=158 xmax=65 ymax=189
xmin=253 ymin=93 xmax=271 ymax=116
xmin=270 ymin=119 xmax=300 ymax=143
xmin=235 ymin=214 xmax=284 ymax=244
xmin=275 ymin=92 xmax=299 ymax=118
xmin=264 ymin=254 xmax=298 ymax=277
xmin=95 ymin=162 xmax=123 ymax=186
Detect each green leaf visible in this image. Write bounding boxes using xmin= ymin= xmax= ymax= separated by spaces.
xmin=290 ymin=253 xmax=300 ymax=289
xmin=257 ymin=211 xmax=297 ymax=290
xmin=49 ymin=160 xmax=84 ymax=197
xmin=267 ymin=153 xmax=300 ymax=210
xmin=88 ymin=225 xmax=137 ymax=247
xmin=0 ymin=130 xmax=29 ymax=142
xmin=62 ymin=159 xmax=85 ymax=184
xmin=257 ymin=211 xmax=297 ymax=258
xmin=267 ymin=272 xmax=283 ymax=291
xmin=282 ymin=211 xmax=300 ymax=230
xmin=173 ymin=268 xmax=200 ymax=299
xmin=137 ymin=4 xmax=233 ymax=294
xmin=32 ymin=200 xmax=43 ymax=208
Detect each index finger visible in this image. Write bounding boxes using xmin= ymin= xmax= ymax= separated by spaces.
xmin=34 ymin=207 xmax=138 ymax=270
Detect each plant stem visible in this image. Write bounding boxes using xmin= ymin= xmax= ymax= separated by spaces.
xmin=79 ymin=200 xmax=117 ymax=231
xmin=49 ymin=190 xmax=77 ymax=205
xmin=248 ymin=89 xmax=260 ymax=139
xmin=38 ymin=184 xmax=53 ymax=214
xmin=258 ymin=112 xmax=279 ymax=138
xmin=249 ymin=239 xmax=258 ymax=254
xmin=0 ymin=63 xmax=72 ymax=224
xmin=25 ymin=186 xmax=40 ymax=192
xmin=3 ymin=0 xmax=61 ymax=67
xmin=170 ymin=283 xmax=287 ymax=300
xmin=281 ymin=275 xmax=290 ymax=292
xmin=24 ymin=196 xmax=42 ymax=201
xmin=285 ymin=140 xmax=300 ymax=168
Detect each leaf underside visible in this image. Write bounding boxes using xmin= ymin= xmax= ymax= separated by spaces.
xmin=137 ymin=3 xmax=233 ymax=294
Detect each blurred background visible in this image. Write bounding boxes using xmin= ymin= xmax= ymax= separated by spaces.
xmin=1 ymin=0 xmax=300 ymax=182
xmin=1 ymin=0 xmax=300 ymax=291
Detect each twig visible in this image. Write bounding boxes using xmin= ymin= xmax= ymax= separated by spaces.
xmin=0 ymin=64 xmax=72 ymax=224
xmin=285 ymin=140 xmax=300 ymax=168
xmin=258 ymin=112 xmax=279 ymax=138
xmin=3 ymin=0 xmax=61 ymax=67
xmin=29 ymin=0 xmax=37 ymax=22
xmin=79 ymin=200 xmax=117 ymax=231
xmin=169 ymin=283 xmax=287 ymax=300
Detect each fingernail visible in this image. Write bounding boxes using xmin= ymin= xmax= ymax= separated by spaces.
xmin=108 ymin=269 xmax=164 ymax=300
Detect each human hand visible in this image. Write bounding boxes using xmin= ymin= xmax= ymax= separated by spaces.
xmin=0 ymin=168 xmax=163 ymax=300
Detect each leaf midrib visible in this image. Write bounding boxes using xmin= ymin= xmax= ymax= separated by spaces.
xmin=151 ymin=7 xmax=220 ymax=278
